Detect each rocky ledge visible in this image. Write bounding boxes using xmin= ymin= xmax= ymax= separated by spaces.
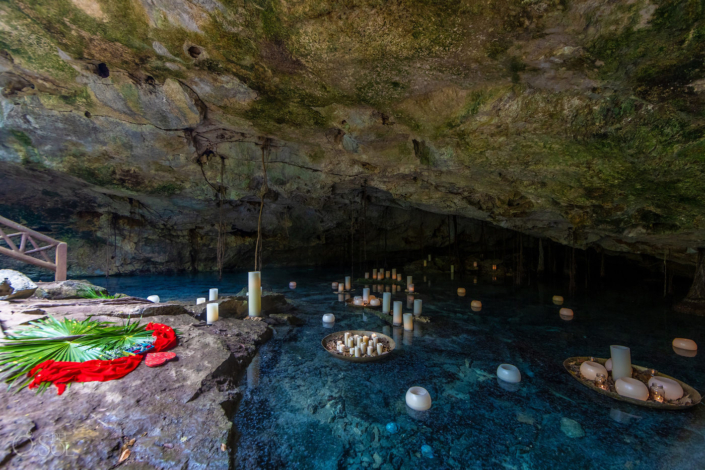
xmin=0 ymin=283 xmax=299 ymax=469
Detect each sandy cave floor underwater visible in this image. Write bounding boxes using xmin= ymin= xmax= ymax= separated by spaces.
xmin=91 ymin=268 xmax=705 ymax=470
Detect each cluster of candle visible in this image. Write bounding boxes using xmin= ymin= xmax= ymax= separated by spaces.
xmin=335 ymin=332 xmax=387 ymax=357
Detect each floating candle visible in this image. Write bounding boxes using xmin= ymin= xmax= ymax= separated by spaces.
xmin=209 ymin=288 xmax=219 ymax=301
xmin=383 ymin=292 xmax=392 ymax=313
xmin=672 ymin=338 xmax=697 ymax=351
xmin=207 ymin=303 xmax=219 ymax=324
xmin=496 ymin=364 xmax=521 ymax=383
xmin=289 ymin=282 xmax=297 ymax=289
xmin=248 ymin=272 xmax=261 ymax=317
xmin=552 ymin=295 xmax=564 ymax=305
xmin=354 ymin=297 xmax=364 ymax=306
xmin=457 ymin=288 xmax=466 ymax=296
xmin=147 ymin=295 xmax=160 ymax=303
xmin=393 ymin=301 xmax=403 ymax=326
xmin=322 ymin=313 xmax=335 ymax=323
xmin=406 ymin=386 xmax=432 ymax=411
xmin=610 ymin=345 xmax=632 ymax=381
xmin=559 ymin=308 xmax=574 ymax=320
xmin=403 ymin=313 xmax=414 ymax=331
xmin=580 ymin=361 xmax=608 ymax=381
xmin=648 ymin=376 xmax=684 ymax=400
xmin=370 ymin=298 xmax=381 ymax=307
xmin=332 ymin=282 xmax=339 ymax=289
xmin=605 ymin=358 xmax=612 ymax=371
xmin=196 ymin=297 xmax=206 ymax=305
xmin=615 ymin=377 xmax=649 ymax=401
xmin=471 ymin=300 xmax=482 ymax=310
xmin=413 ymin=299 xmax=423 ymax=315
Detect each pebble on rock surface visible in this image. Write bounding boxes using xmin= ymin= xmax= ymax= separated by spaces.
xmin=560 ymin=417 xmax=585 ymax=438
xmin=421 ymin=445 xmax=434 ymax=459
xmin=386 ymin=422 xmax=399 ymax=434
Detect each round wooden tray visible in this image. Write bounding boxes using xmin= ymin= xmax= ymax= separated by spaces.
xmin=345 ymin=298 xmax=381 ymax=308
xmin=321 ymin=330 xmax=395 ymax=363
xmin=564 ymin=357 xmax=701 ymax=410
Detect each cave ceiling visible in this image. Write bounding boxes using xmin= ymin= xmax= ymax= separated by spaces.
xmin=1 ymin=0 xmax=705 ymax=267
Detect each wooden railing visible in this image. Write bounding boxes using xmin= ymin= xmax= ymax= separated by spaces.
xmin=0 ymin=215 xmax=67 ymax=281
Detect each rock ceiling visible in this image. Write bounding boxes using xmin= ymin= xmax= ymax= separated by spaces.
xmin=1 ymin=0 xmax=704 ymax=272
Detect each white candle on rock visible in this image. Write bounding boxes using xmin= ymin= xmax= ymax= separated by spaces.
xmin=386 ymin=270 xmax=391 ymax=279
xmin=345 ymin=276 xmax=351 ymax=290
xmin=197 ymin=297 xmax=206 ymax=304
xmin=393 ymin=301 xmax=403 ymax=326
xmin=408 ymin=284 xmax=414 ymax=293
xmin=397 ymin=274 xmax=402 ymax=281
xmin=363 ymin=288 xmax=370 ymax=303
xmin=338 ymin=283 xmax=344 ymax=293
xmin=365 ymin=272 xmax=369 ymax=279
xmin=209 ymin=288 xmax=219 ymax=301
xmin=407 ymin=276 xmax=413 ymax=289
xmin=248 ymin=272 xmax=261 ymax=317
xmin=392 ymin=268 xmax=397 ymax=278
xmin=373 ymin=269 xmax=377 ymax=279
xmin=207 ymin=303 xmax=219 ymax=324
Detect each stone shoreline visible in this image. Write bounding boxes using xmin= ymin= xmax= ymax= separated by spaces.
xmin=0 ymin=285 xmax=299 ymax=469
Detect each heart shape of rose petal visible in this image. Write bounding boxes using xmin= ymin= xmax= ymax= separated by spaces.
xmin=145 ymin=352 xmax=176 ymax=367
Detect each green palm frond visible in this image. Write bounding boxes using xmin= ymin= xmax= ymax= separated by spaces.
xmin=78 ymin=287 xmax=115 ymax=299
xmin=0 ymin=316 xmax=157 ymax=392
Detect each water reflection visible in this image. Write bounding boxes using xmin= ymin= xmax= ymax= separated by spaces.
xmin=247 ymin=354 xmax=260 ymax=389
xmin=403 ymin=329 xmax=413 ymax=346
xmin=496 ymin=377 xmax=520 ymax=392
xmin=673 ymin=346 xmax=697 ymax=357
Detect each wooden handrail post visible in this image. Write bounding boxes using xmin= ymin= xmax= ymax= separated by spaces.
xmin=55 ymin=242 xmax=67 ymax=281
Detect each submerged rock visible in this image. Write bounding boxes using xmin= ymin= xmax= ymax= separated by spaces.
xmin=0 ymin=270 xmax=37 ymax=300
xmin=560 ymin=417 xmax=585 ymax=438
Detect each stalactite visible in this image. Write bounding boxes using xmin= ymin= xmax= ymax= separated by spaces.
xmin=254 ymin=139 xmax=270 ymax=271
xmin=216 ymin=155 xmax=226 ymax=280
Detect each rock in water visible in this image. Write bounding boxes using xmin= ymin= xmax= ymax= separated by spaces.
xmin=0 ymin=270 xmax=37 ymax=300
xmin=560 ymin=417 xmax=585 ymax=438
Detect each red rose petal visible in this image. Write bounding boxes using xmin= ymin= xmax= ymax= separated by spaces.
xmin=145 ymin=352 xmax=176 ymax=367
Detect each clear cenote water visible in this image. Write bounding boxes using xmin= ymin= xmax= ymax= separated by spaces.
xmin=90 ymin=268 xmax=705 ymax=470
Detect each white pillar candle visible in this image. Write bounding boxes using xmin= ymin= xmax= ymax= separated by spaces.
xmin=407 ymin=276 xmax=413 ymax=288
xmin=552 ymin=295 xmax=564 ymax=305
xmin=458 ymin=287 xmax=466 ymax=296
xmin=408 ymin=284 xmax=414 ymax=293
xmin=209 ymin=288 xmax=219 ymax=301
xmin=403 ymin=313 xmax=414 ymax=331
xmin=423 ymin=260 xmax=427 ymax=267
xmin=363 ymin=335 xmax=369 ymax=342
xmin=289 ymin=282 xmax=297 ymax=289
xmin=248 ymin=272 xmax=261 ymax=317
xmin=451 ymin=264 xmax=454 ymax=273
xmin=672 ymin=338 xmax=697 ymax=351
xmin=207 ymin=303 xmax=219 ymax=324
xmin=392 ymin=268 xmax=397 ymax=278
xmin=428 ymin=254 xmax=432 ymax=261
xmin=648 ymin=376 xmax=684 ymax=400
xmin=414 ymin=299 xmax=423 ymax=315
xmin=373 ymin=269 xmax=377 ymax=279
xmin=377 ymin=343 xmax=384 ymax=355
xmin=615 ymin=377 xmax=649 ymax=401
xmin=362 ymin=288 xmax=370 ymax=302
xmin=332 ymin=282 xmax=338 ymax=289
xmin=406 ymin=386 xmax=432 ymax=411
xmin=397 ymin=274 xmax=402 ymax=281
xmin=345 ymin=276 xmax=351 ymax=290
xmin=496 ymin=364 xmax=521 ymax=383
xmin=338 ymin=283 xmax=344 ymax=293
xmin=393 ymin=301 xmax=403 ymax=325
xmin=196 ymin=297 xmax=206 ymax=304
xmin=610 ymin=345 xmax=632 ymax=381
xmin=147 ymin=295 xmax=160 ymax=303
xmin=386 ymin=270 xmax=391 ymax=279
xmin=368 ymin=345 xmax=374 ymax=356
xmin=383 ymin=292 xmax=392 ymax=313
xmin=347 ymin=338 xmax=353 ymax=348
xmin=471 ymin=300 xmax=482 ymax=309
xmin=580 ymin=361 xmax=608 ymax=381
xmin=354 ymin=346 xmax=361 ymax=357
xmin=344 ymin=332 xmax=350 ymax=343
xmin=322 ymin=313 xmax=335 ymax=323
xmin=365 ymin=272 xmax=369 ymax=279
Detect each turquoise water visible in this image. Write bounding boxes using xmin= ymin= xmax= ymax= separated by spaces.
xmin=91 ymin=269 xmax=705 ymax=469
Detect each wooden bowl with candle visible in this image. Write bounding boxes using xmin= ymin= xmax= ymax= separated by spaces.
xmin=322 ymin=330 xmax=396 ymax=363
xmin=563 ymin=357 xmax=701 ymax=410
